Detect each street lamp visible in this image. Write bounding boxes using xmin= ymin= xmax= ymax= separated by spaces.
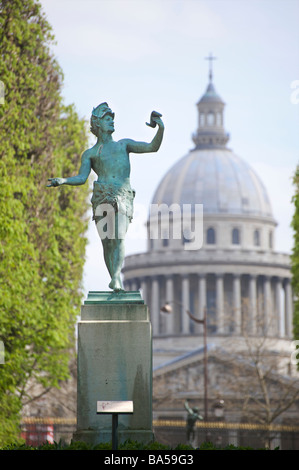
xmin=213 ymin=398 xmax=225 ymax=447
xmin=213 ymin=398 xmax=225 ymax=420
xmin=160 ymin=301 xmax=208 ymax=422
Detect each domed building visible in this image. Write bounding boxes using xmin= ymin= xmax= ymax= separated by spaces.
xmin=123 ymin=65 xmax=298 ymax=447
xmin=123 ymin=68 xmax=292 ymax=357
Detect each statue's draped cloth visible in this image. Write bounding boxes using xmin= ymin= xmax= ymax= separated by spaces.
xmin=91 ymin=181 xmax=135 ymax=224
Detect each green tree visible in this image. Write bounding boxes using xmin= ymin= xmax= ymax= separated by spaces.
xmin=291 ymin=166 xmax=299 ymax=343
xmin=0 ymin=0 xmax=90 ymax=444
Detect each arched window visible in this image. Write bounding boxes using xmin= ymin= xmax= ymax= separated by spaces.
xmin=232 ymin=228 xmax=240 ymax=245
xmin=199 ymin=112 xmax=205 ymax=126
xmin=207 ymin=227 xmax=216 ymax=244
xmin=254 ymin=229 xmax=260 ymax=246
xmin=207 ymin=112 xmax=215 ymax=126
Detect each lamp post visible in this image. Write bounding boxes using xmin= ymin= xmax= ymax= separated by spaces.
xmin=213 ymin=398 xmax=225 ymax=420
xmin=213 ymin=398 xmax=225 ymax=447
xmin=160 ymin=302 xmax=208 ymax=422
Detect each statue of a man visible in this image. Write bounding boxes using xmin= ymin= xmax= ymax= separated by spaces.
xmin=184 ymin=399 xmax=203 ymax=443
xmin=47 ymin=102 xmax=164 ymax=292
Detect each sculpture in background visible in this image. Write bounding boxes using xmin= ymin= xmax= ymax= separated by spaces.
xmin=48 ymin=103 xmax=164 ymax=292
xmin=184 ymin=399 xmax=203 ymax=444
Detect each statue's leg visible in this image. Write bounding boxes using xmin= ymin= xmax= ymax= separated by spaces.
xmin=95 ymin=207 xmax=116 ymax=286
xmin=101 ymin=238 xmax=113 ymax=278
xmin=95 ymin=205 xmax=130 ymax=291
xmin=107 ymin=211 xmax=129 ymax=291
xmin=108 ymin=240 xmax=125 ymax=291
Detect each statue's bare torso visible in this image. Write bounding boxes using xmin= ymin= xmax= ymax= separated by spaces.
xmin=89 ymin=140 xmax=131 ymax=187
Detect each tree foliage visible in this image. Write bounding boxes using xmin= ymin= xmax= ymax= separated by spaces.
xmin=291 ymin=166 xmax=299 ymax=342
xmin=0 ymin=0 xmax=90 ymax=444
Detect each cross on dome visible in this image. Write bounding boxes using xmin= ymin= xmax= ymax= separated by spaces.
xmin=205 ymin=53 xmax=217 ymax=82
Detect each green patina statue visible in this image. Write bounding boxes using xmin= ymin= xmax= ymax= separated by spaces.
xmin=184 ymin=399 xmax=203 ymax=443
xmin=48 ymin=102 xmax=164 ymax=292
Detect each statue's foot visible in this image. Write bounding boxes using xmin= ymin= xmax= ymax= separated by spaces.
xmin=114 ymin=287 xmax=125 ymax=293
xmin=109 ymin=277 xmax=124 ymax=292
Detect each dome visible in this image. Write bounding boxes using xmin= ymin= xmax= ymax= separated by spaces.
xmin=123 ymin=61 xmax=292 ymax=351
xmin=151 ymin=147 xmax=274 ymax=219
xmin=152 ymin=70 xmax=274 ymax=221
xmin=123 ymin=61 xmax=292 ymax=358
xmin=198 ymin=82 xmax=225 ymax=104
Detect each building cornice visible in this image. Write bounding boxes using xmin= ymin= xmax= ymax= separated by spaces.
xmin=123 ymin=249 xmax=290 ymax=270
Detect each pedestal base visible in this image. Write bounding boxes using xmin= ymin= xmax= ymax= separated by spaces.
xmin=73 ymin=291 xmax=153 ymax=445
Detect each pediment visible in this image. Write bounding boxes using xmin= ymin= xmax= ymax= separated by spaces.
xmin=153 ymin=345 xmax=299 ymax=401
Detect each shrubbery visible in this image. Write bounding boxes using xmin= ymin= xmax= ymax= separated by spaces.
xmin=0 ymin=439 xmax=277 ymax=450
xmin=0 ymin=0 xmax=90 ymax=445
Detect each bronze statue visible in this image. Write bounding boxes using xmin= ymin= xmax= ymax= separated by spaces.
xmin=184 ymin=399 xmax=203 ymax=443
xmin=48 ymin=103 xmax=164 ymax=292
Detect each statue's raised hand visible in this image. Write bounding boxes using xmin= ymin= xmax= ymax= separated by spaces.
xmin=47 ymin=177 xmax=65 ymax=187
xmin=146 ymin=111 xmax=164 ymax=129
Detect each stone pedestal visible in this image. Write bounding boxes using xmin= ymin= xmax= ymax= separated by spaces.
xmin=73 ymin=291 xmax=153 ymax=445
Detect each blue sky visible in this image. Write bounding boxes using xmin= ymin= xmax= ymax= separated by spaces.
xmin=40 ymin=0 xmax=299 ymax=294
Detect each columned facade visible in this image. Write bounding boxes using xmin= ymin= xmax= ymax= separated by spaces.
xmin=122 ymin=71 xmax=293 ymax=367
xmin=123 ymin=270 xmax=292 ymax=339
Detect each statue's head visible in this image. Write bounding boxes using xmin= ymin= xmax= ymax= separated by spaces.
xmin=90 ymin=102 xmax=115 ymax=137
xmin=192 ymin=407 xmax=199 ymax=413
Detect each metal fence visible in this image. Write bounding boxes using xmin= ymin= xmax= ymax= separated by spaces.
xmin=20 ymin=417 xmax=299 ymax=450
xmin=153 ymin=420 xmax=299 ymax=450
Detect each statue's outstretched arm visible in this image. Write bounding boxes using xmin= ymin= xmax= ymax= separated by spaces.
xmin=47 ymin=151 xmax=91 ymax=187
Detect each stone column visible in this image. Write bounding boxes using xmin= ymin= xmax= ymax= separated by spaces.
xmin=256 ymin=277 xmax=263 ymax=335
xmin=140 ymin=278 xmax=148 ymax=305
xmin=233 ymin=274 xmax=241 ymax=335
xmin=165 ymin=275 xmax=175 ymax=334
xmin=182 ymin=275 xmax=190 ymax=334
xmin=284 ymin=278 xmax=293 ymax=338
xmin=151 ymin=277 xmax=160 ymax=336
xmin=248 ymin=275 xmax=257 ymax=335
xmin=275 ymin=277 xmax=283 ymax=337
xmin=263 ymin=276 xmax=272 ymax=336
xmin=216 ymin=274 xmax=225 ymax=334
xmin=130 ymin=279 xmax=138 ymax=291
xmin=197 ymin=274 xmax=206 ymax=334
